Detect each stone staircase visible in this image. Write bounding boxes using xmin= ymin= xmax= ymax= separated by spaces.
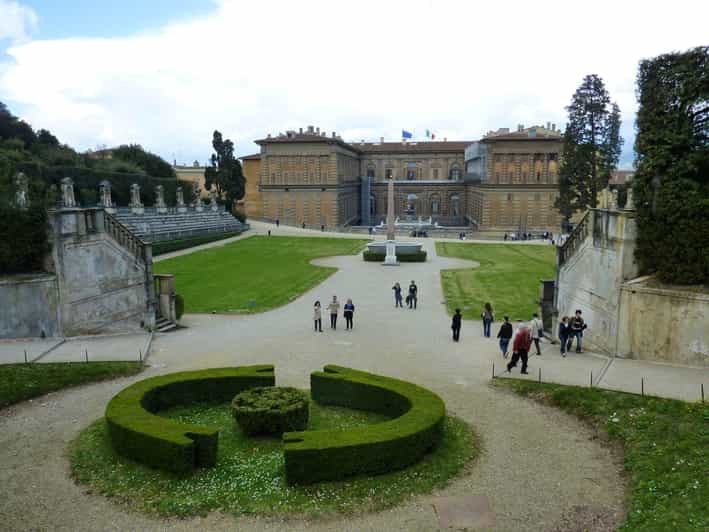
xmin=155 ymin=316 xmax=178 ymax=333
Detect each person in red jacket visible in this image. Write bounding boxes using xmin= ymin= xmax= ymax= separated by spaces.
xmin=507 ymin=322 xmax=532 ymax=374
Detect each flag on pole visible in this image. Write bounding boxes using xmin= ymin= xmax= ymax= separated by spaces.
xmin=402 ymin=129 xmax=412 ymax=139
xmin=426 ymin=129 xmax=436 ymax=140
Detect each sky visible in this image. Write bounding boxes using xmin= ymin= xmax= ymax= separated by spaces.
xmin=0 ymin=0 xmax=707 ymax=169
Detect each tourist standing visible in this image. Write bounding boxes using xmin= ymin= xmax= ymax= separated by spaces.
xmin=497 ymin=315 xmax=513 ymax=357
xmin=328 ymin=295 xmax=340 ymax=330
xmin=408 ymin=281 xmax=418 ymax=309
xmin=392 ymin=282 xmax=403 ymax=308
xmin=313 ymin=301 xmax=322 ymax=332
xmin=276 ymin=218 xmax=280 ymax=227
xmin=343 ymin=298 xmax=355 ymax=330
xmin=569 ymin=310 xmax=586 ymax=352
xmin=504 ymin=233 xmax=508 ymax=241
xmin=530 ymin=313 xmax=544 ymax=356
xmin=558 ymin=316 xmax=569 ymax=357
xmin=507 ymin=322 xmax=532 ymax=374
xmin=451 ymin=308 xmax=462 ymax=342
xmin=481 ymin=302 xmax=494 ymax=337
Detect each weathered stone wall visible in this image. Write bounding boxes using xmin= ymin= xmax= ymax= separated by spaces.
xmin=0 ymin=274 xmax=60 ymax=338
xmin=242 ymin=158 xmax=262 ymax=218
xmin=618 ymin=282 xmax=709 ymax=367
xmin=556 ymin=209 xmax=639 ymax=354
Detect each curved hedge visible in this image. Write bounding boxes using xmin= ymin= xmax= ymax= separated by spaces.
xmin=231 ymin=386 xmax=309 ymax=436
xmin=283 ymin=365 xmax=445 ymax=484
xmin=363 ymin=250 xmax=427 ymax=262
xmin=105 ymin=365 xmax=275 ymax=473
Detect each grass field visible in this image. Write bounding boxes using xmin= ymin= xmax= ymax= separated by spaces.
xmin=0 ymin=362 xmax=143 ymax=409
xmin=70 ymin=399 xmax=476 ymax=518
xmin=436 ymin=242 xmax=556 ymax=321
xmin=494 ymin=379 xmax=708 ymax=532
xmin=154 ymin=236 xmax=368 ymax=313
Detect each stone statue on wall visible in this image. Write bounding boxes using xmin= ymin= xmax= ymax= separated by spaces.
xmin=193 ymin=179 xmax=203 ymax=211
xmin=209 ymin=188 xmax=218 ymax=211
xmin=625 ymin=188 xmax=635 ymax=210
xmin=14 ymin=172 xmax=28 ymax=209
xmin=61 ymin=177 xmax=76 ymax=208
xmin=155 ymin=184 xmax=167 ymax=213
xmin=129 ymin=183 xmax=144 ymax=214
xmin=99 ymin=180 xmax=114 ymax=211
xmin=176 ymin=186 xmax=187 ymax=213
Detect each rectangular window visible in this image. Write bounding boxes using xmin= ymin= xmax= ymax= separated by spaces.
xmin=366 ymin=168 xmax=375 ymax=178
xmin=433 ymin=168 xmax=439 ymax=179
xmin=385 ymin=168 xmax=393 ymax=179
xmin=507 ymin=193 xmax=513 ymax=201
xmin=534 ymin=193 xmax=541 ymax=201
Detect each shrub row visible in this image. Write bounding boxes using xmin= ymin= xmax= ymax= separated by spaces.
xmin=362 ymin=250 xmax=427 ymax=262
xmin=0 ymin=204 xmax=50 ymax=274
xmin=152 ymin=231 xmax=242 ymax=256
xmin=283 ymin=365 xmax=445 ymax=484
xmin=105 ymin=366 xmax=275 ymax=474
xmin=231 ymin=386 xmax=309 ymax=436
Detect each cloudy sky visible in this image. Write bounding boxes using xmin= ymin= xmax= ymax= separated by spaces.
xmin=1 ymin=0 xmax=707 ymax=168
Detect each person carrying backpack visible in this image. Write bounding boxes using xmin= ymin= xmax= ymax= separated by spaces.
xmin=481 ymin=302 xmax=494 ymax=338
xmin=530 ymin=313 xmax=544 ymax=356
xmin=497 ymin=315 xmax=513 ymax=358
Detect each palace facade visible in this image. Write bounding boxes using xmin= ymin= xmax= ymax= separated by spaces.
xmin=241 ymin=124 xmax=564 ymax=231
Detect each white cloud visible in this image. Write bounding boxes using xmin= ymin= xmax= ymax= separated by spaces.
xmin=0 ymin=0 xmax=37 ymax=43
xmin=1 ymin=0 xmax=707 ymax=166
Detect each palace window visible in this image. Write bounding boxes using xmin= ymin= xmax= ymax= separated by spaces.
xmin=449 ymin=165 xmax=461 ymax=180
xmin=548 ymin=153 xmax=557 ymax=161
xmin=433 ymin=168 xmax=439 ymax=179
xmin=366 ymin=166 xmax=375 ymax=178
xmin=450 ymin=194 xmax=460 ymax=217
xmin=430 ymin=194 xmax=441 ymax=214
xmin=507 ymin=193 xmax=513 ymax=201
xmin=385 ymin=168 xmax=393 ymax=179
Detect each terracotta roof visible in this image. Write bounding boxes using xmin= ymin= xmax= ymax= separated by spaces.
xmin=357 ymin=141 xmax=472 ymax=154
xmin=239 ymin=153 xmax=261 ymax=160
xmin=483 ymin=126 xmax=562 ymax=141
xmin=255 ymin=133 xmax=357 ymax=152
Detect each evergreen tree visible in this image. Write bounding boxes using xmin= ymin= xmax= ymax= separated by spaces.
xmin=204 ymin=131 xmax=245 ymax=208
xmin=557 ymin=75 xmax=622 ymax=217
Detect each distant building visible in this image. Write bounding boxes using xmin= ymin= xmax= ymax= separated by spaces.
xmin=173 ymin=161 xmax=208 ymax=198
xmin=240 ymin=153 xmax=262 ymax=218
xmin=610 ymin=170 xmax=634 ymax=186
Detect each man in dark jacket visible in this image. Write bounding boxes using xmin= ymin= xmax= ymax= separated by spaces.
xmin=507 ymin=322 xmax=532 ymax=374
xmin=497 ymin=315 xmax=513 ymax=358
xmin=451 ymin=308 xmax=462 ymax=342
xmin=408 ymin=281 xmax=418 ymax=309
xmin=569 ymin=310 xmax=586 ymax=353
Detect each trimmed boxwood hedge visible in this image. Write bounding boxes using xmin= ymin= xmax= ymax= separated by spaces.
xmin=152 ymin=231 xmax=243 ymax=256
xmin=282 ymin=365 xmax=445 ymax=484
xmin=105 ymin=365 xmax=274 ymax=474
xmin=362 ymin=250 xmax=427 ymax=262
xmin=231 ymin=386 xmax=309 ymax=436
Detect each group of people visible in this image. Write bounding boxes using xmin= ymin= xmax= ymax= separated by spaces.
xmin=392 ymin=281 xmax=419 ymax=309
xmin=313 ymin=295 xmax=355 ymax=332
xmin=558 ymin=310 xmax=586 ymax=356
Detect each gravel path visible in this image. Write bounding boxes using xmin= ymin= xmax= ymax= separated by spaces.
xmin=0 ymin=239 xmax=626 ymax=531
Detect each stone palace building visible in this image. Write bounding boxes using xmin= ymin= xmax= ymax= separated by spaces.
xmin=241 ymin=124 xmax=564 ymax=232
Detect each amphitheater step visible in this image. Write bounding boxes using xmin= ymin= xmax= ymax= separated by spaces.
xmin=155 ymin=317 xmax=178 ymax=333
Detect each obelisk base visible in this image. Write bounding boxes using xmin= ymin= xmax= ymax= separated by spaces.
xmin=383 ymin=240 xmax=399 ymax=266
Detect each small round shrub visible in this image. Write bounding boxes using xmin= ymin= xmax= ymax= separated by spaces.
xmin=174 ymin=294 xmax=184 ymax=321
xmin=231 ymin=386 xmax=308 ymax=436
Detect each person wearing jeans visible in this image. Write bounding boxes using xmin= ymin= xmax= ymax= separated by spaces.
xmin=343 ymin=299 xmax=355 ymax=330
xmin=569 ymin=310 xmax=586 ymax=353
xmin=497 ymin=315 xmax=513 ymax=357
xmin=507 ymin=323 xmax=532 ymax=375
xmin=327 ymin=295 xmax=340 ymax=330
xmin=481 ymin=302 xmax=494 ymax=338
xmin=313 ymin=301 xmax=322 ymax=332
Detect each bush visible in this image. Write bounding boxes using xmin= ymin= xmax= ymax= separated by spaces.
xmin=105 ymin=365 xmax=275 ymax=474
xmin=362 ymin=250 xmax=427 ymax=262
xmin=283 ymin=365 xmax=445 ymax=484
xmin=152 ymin=231 xmax=242 ymax=256
xmin=0 ymin=204 xmax=50 ymax=274
xmin=231 ymin=387 xmax=308 ymax=436
xmin=174 ymin=294 xmax=184 ymax=321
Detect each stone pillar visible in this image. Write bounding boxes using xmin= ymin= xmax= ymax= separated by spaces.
xmin=383 ymin=177 xmax=398 ymax=266
xmin=99 ymin=180 xmax=115 ymax=212
xmin=129 ymin=183 xmax=144 ymax=214
xmin=155 ymin=184 xmax=167 ymax=213
xmin=14 ymin=172 xmax=28 ymax=209
xmin=60 ymin=177 xmax=76 ymax=208
xmin=209 ymin=189 xmax=218 ymax=212
xmin=625 ymin=188 xmax=635 ymax=211
xmin=176 ymin=186 xmax=187 ymax=213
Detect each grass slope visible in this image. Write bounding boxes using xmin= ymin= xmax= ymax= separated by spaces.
xmin=0 ymin=362 xmax=143 ymax=409
xmin=494 ymin=379 xmax=708 ymax=532
xmin=436 ymin=242 xmax=555 ymax=320
xmin=70 ymin=399 xmax=476 ymax=518
xmin=154 ymin=236 xmax=368 ymax=313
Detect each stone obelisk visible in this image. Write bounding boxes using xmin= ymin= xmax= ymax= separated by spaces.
xmin=383 ymin=175 xmax=399 ymax=265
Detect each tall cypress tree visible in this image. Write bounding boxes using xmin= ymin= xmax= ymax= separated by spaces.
xmin=204 ymin=130 xmax=246 ymax=209
xmin=557 ymin=75 xmax=622 ymax=218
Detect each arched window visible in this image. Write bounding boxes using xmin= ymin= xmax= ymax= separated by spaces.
xmin=449 ymin=165 xmax=461 ymax=180
xmin=450 ymin=194 xmax=460 ymax=217
xmin=369 ymin=194 xmax=376 ymax=215
xmin=430 ymin=193 xmax=441 ymax=214
xmin=366 ymin=165 xmax=375 ymax=178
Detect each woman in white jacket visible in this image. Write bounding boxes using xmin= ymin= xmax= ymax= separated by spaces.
xmin=530 ymin=313 xmax=544 ymax=355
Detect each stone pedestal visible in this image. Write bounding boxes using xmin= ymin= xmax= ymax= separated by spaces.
xmin=383 ymin=240 xmax=399 ymax=266
xmin=155 ymin=185 xmax=167 ymax=214
xmin=176 ymin=186 xmax=187 ymax=213
xmin=129 ymin=183 xmax=144 ymax=214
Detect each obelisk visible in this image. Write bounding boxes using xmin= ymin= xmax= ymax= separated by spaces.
xmin=383 ymin=174 xmax=399 ymax=265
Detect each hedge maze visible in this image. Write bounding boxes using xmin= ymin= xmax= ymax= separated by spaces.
xmin=105 ymin=365 xmax=446 ymax=483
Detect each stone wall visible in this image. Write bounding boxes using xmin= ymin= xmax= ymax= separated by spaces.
xmin=0 ymin=274 xmax=60 ymax=338
xmin=618 ymin=281 xmax=709 ymax=367
xmin=242 ymin=158 xmax=262 ymax=219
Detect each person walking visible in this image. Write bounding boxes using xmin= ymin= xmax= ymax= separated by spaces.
xmin=327 ymin=295 xmax=340 ymax=330
xmin=481 ymin=302 xmax=494 ymax=337
xmin=313 ymin=301 xmax=323 ymax=332
xmin=497 ymin=315 xmax=513 ymax=357
xmin=343 ymin=298 xmax=355 ymax=330
xmin=558 ymin=316 xmax=569 ymax=357
xmin=408 ymin=281 xmax=418 ymax=309
xmin=569 ymin=310 xmax=586 ymax=353
xmin=451 ymin=308 xmax=462 ymax=342
xmin=276 ymin=218 xmax=280 ymax=227
xmin=530 ymin=312 xmax=544 ymax=356
xmin=507 ymin=321 xmax=532 ymax=374
xmin=392 ymin=282 xmax=403 ymax=308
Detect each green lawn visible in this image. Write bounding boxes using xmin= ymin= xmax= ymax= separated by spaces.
xmin=494 ymin=379 xmax=708 ymax=532
xmin=436 ymin=242 xmax=556 ymax=320
xmin=154 ymin=236 xmax=368 ymax=313
xmin=0 ymin=362 xmax=144 ymax=409
xmin=70 ymin=399 xmax=476 ymax=518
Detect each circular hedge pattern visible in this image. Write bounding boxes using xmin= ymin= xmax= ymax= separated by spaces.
xmin=231 ymin=386 xmax=309 ymax=435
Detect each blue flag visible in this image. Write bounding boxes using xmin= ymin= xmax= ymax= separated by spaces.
xmin=402 ymin=129 xmax=412 ymax=139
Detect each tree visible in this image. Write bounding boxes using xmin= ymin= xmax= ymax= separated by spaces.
xmin=557 ymin=75 xmax=622 ymax=217
xmin=633 ymin=46 xmax=708 ymax=284
xmin=204 ymin=130 xmax=245 ymax=208
xmin=110 ymin=144 xmax=176 ymax=178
